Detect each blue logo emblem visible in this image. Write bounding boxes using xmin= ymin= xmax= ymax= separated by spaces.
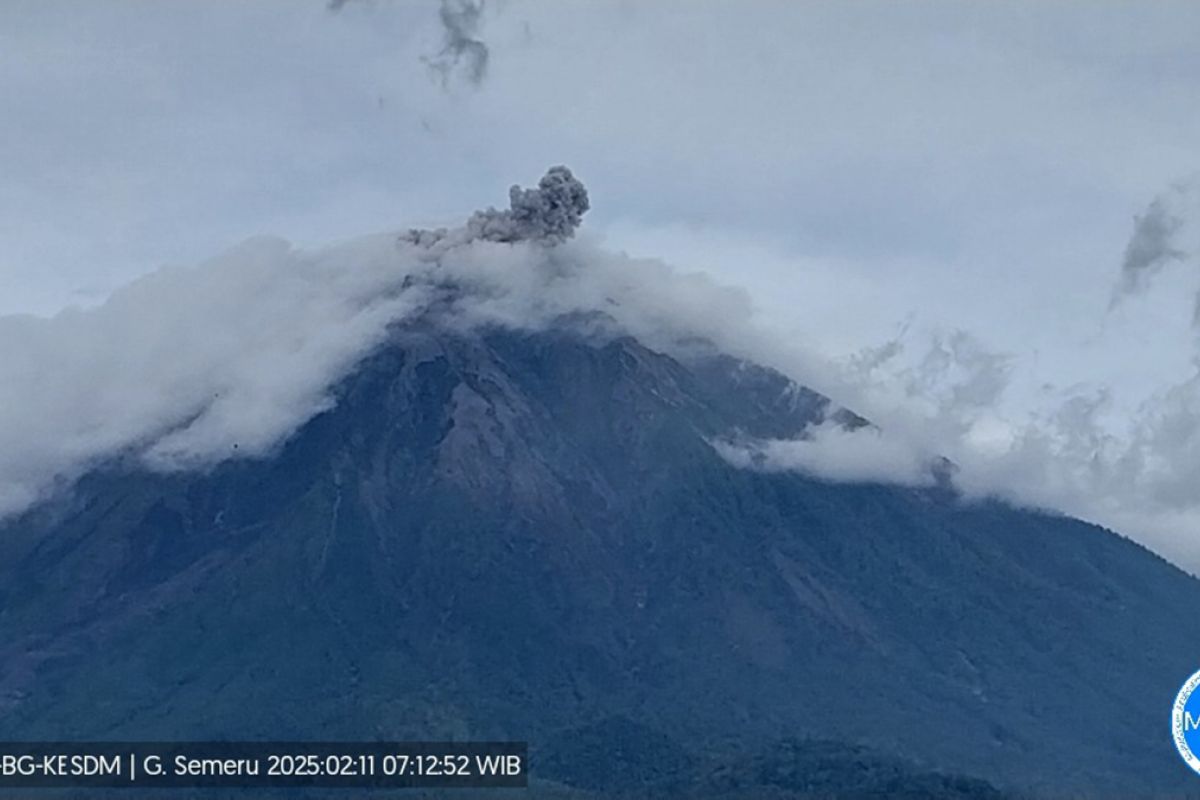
xmin=1173 ymin=670 xmax=1200 ymax=775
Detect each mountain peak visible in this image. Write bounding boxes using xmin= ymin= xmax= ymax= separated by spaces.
xmin=3 ymin=319 xmax=1199 ymax=794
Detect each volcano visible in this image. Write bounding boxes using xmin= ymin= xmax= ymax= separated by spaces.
xmin=1 ymin=172 xmax=1198 ymax=797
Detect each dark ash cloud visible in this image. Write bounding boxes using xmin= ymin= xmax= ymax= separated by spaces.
xmin=424 ymin=0 xmax=490 ymax=88
xmin=404 ymin=166 xmax=590 ymax=248
xmin=467 ymin=166 xmax=590 ymax=244
xmin=1111 ymin=178 xmax=1200 ymax=319
xmin=1116 ymin=190 xmax=1188 ymax=295
xmin=327 ymin=0 xmax=490 ymax=89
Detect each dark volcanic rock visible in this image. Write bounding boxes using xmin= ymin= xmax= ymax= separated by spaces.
xmin=0 ymin=322 xmax=1196 ymax=796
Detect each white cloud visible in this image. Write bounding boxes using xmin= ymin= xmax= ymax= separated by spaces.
xmin=0 ymin=233 xmax=429 ymax=515
xmin=0 ymin=167 xmax=776 ymax=521
xmin=712 ymin=422 xmax=937 ymax=488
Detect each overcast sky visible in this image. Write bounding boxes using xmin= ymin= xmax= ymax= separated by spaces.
xmin=4 ymin=1 xmax=1200 ymax=564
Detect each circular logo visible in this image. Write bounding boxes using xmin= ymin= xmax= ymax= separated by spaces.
xmin=1173 ymin=669 xmax=1200 ymax=775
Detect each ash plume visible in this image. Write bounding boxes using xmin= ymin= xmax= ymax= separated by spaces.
xmin=467 ymin=166 xmax=589 ymax=244
xmin=404 ymin=166 xmax=589 ymax=248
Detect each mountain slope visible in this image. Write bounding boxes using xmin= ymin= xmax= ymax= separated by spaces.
xmin=0 ymin=320 xmax=1197 ymax=794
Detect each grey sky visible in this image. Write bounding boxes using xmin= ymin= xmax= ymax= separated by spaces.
xmin=3 ymin=1 xmax=1200 ymax=564
xmin=3 ymin=2 xmax=1197 ymax=314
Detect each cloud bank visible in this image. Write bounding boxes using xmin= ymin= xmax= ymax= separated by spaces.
xmin=0 ymin=234 xmax=426 ymax=516
xmin=0 ymin=167 xmax=799 ymax=524
xmin=782 ymin=323 xmax=1200 ymax=568
xmin=6 ymin=165 xmax=1200 ymax=570
xmin=0 ymin=168 xmax=598 ymax=519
